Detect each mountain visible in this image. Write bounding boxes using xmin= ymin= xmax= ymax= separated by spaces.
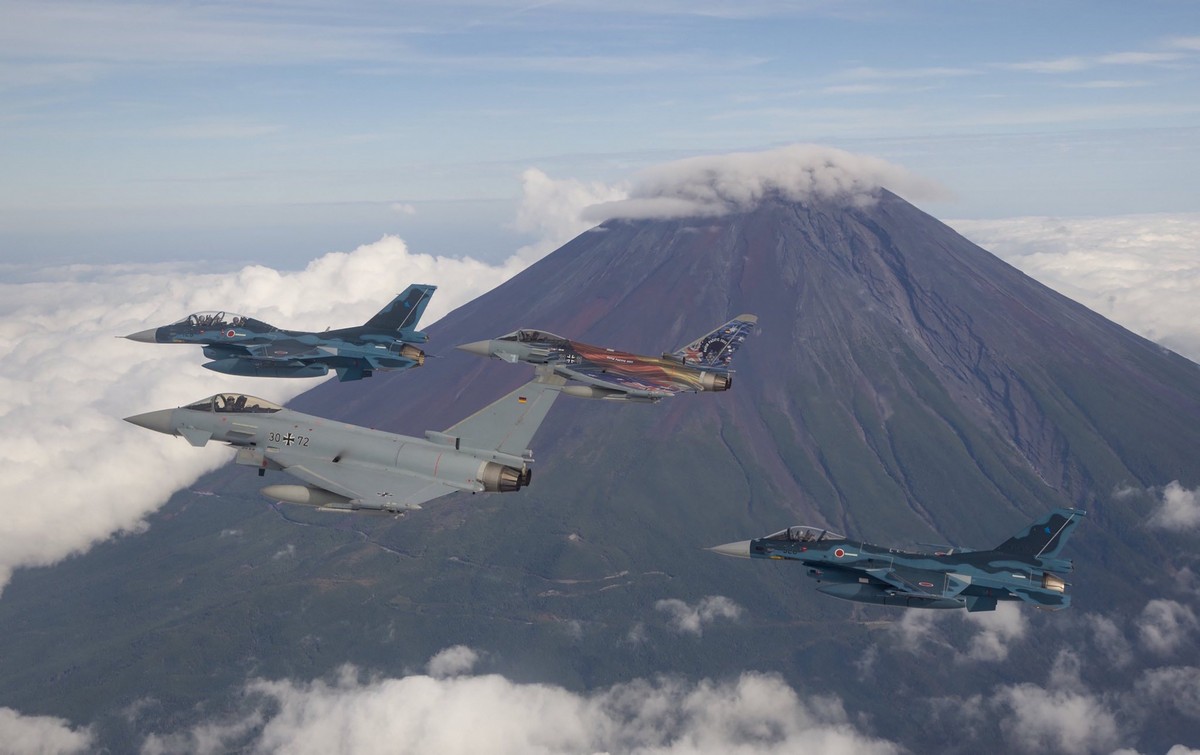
xmin=1 ymin=190 xmax=1198 ymax=752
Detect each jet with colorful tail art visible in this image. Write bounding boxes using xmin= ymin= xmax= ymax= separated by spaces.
xmin=456 ymin=315 xmax=757 ymax=402
xmin=710 ymin=509 xmax=1085 ymax=612
xmin=124 ymin=370 xmax=565 ymax=513
xmin=123 ymin=284 xmax=435 ymax=381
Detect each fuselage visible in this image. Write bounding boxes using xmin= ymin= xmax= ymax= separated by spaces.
xmin=465 ymin=331 xmax=731 ymax=397
xmin=127 ymin=311 xmax=427 ymax=379
xmin=126 ymin=394 xmax=529 ymax=503
xmin=722 ymin=525 xmax=1073 ymax=611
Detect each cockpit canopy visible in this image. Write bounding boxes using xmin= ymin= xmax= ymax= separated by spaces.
xmin=764 ymin=526 xmax=844 ymax=543
xmin=183 ymin=394 xmax=283 ymax=414
xmin=172 ymin=311 xmax=257 ymax=329
xmin=497 ymin=329 xmax=568 ymax=344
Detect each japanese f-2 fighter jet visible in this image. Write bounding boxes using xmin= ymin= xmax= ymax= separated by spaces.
xmin=710 ymin=508 xmax=1085 ymax=612
xmin=123 ymin=284 xmax=435 ymax=381
xmin=456 ymin=315 xmax=757 ymax=402
xmin=124 ymin=371 xmax=565 ymax=513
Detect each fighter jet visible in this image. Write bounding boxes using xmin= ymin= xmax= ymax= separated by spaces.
xmin=710 ymin=508 xmax=1085 ymax=612
xmin=123 ymin=284 xmax=436 ymax=381
xmin=124 ymin=372 xmax=564 ymax=513
xmin=456 ymin=315 xmax=757 ymax=402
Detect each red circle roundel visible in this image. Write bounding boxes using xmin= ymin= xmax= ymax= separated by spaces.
xmin=226 ymin=330 xmax=236 ymax=337
xmin=834 ymin=548 xmax=845 ymax=558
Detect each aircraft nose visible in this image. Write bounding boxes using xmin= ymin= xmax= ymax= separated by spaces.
xmin=124 ymin=409 xmax=176 ymax=435
xmin=123 ymin=328 xmax=160 ymax=343
xmin=456 ymin=340 xmax=493 ymax=357
xmin=708 ymin=540 xmax=752 ymax=559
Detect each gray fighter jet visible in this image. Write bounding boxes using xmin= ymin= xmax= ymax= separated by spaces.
xmin=124 ymin=372 xmax=564 ymax=512
xmin=710 ymin=508 xmax=1085 ymax=611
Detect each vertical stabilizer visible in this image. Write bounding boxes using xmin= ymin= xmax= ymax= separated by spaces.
xmin=364 ymin=284 xmax=437 ymax=333
xmin=671 ymin=314 xmax=757 ymax=368
xmin=993 ymin=508 xmax=1085 ymax=561
xmin=444 ymin=370 xmax=566 ymax=456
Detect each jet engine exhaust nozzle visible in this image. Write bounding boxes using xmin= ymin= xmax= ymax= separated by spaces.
xmin=480 ymin=462 xmax=526 ymax=492
xmin=396 ymin=343 xmax=426 ymax=366
xmin=698 ymin=371 xmax=731 ymax=391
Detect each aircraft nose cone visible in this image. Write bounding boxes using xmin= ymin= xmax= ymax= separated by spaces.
xmin=456 ymin=340 xmax=493 ymax=357
xmin=124 ymin=409 xmax=176 ymax=435
xmin=708 ymin=540 xmax=752 ymax=559
xmin=123 ymin=328 xmax=160 ymax=343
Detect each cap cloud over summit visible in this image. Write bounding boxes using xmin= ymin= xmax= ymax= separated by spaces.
xmin=582 ymin=144 xmax=949 ymax=221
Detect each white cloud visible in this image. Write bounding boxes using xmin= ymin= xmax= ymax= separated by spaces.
xmin=582 ymin=144 xmax=948 ymax=222
xmin=512 ymin=168 xmax=627 ymax=263
xmin=0 ymin=707 xmax=93 ymax=755
xmin=889 ymin=603 xmax=1027 ymax=663
xmin=1083 ymin=613 xmax=1133 ymax=668
xmin=654 ymin=595 xmax=743 ymax=636
xmin=1137 ymin=599 xmax=1199 ymax=655
xmin=993 ymin=682 xmax=1120 ymax=755
xmin=1134 ymin=666 xmax=1200 ymax=721
xmin=146 ymin=660 xmax=899 ymax=755
xmin=426 ymin=646 xmax=480 ymax=678
xmin=1149 ymin=481 xmax=1200 ymax=530
xmin=0 ymin=186 xmax=581 ymax=594
xmin=949 ymin=213 xmax=1200 ymax=362
xmin=960 ymin=603 xmax=1028 ymax=662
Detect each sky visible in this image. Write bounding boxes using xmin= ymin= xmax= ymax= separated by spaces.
xmin=1 ymin=0 xmax=1198 ymax=266
xmin=2 ymin=2 xmax=1200 ymax=752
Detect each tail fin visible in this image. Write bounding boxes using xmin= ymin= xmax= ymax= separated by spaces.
xmin=993 ymin=508 xmax=1085 ymax=561
xmin=363 ymin=285 xmax=436 ymax=333
xmin=443 ymin=370 xmax=566 ymax=457
xmin=671 ymin=314 xmax=757 ymax=368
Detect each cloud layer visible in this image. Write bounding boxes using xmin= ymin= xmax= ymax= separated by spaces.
xmin=950 ymin=213 xmax=1200 ymax=362
xmin=582 ymin=144 xmax=948 ymax=222
xmin=142 ymin=660 xmax=899 ymax=755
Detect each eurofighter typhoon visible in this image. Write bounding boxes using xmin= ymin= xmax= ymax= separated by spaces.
xmin=123 ymin=284 xmax=435 ymax=381
xmin=125 ymin=372 xmax=564 ymax=513
xmin=457 ymin=315 xmax=757 ymax=402
xmin=711 ymin=509 xmax=1085 ymax=612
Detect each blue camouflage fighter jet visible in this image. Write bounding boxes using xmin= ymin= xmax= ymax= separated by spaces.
xmin=124 ymin=285 xmax=435 ymax=381
xmin=710 ymin=508 xmax=1085 ymax=612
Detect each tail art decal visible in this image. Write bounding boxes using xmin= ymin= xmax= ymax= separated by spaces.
xmin=672 ymin=314 xmax=757 ymax=368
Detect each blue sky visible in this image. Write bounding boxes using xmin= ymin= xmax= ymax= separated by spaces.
xmin=2 ymin=0 xmax=1198 ymax=265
